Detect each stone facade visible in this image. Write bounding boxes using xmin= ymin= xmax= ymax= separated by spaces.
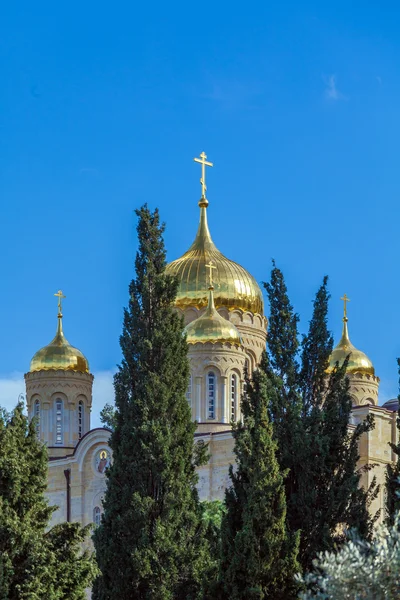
xmin=24 ymin=364 xmax=112 ymax=531
xmin=25 ymin=369 xmax=94 ymax=453
xmin=347 ymin=372 xmax=380 ymax=406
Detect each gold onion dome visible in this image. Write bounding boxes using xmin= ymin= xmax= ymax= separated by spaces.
xmin=327 ymin=295 xmax=374 ymax=376
xmin=185 ymin=285 xmax=242 ymax=346
xmin=30 ymin=292 xmax=89 ymax=374
xmin=166 ymin=152 xmax=264 ymax=315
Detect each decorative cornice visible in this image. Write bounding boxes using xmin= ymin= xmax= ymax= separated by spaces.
xmin=25 ymin=369 xmax=94 ymax=383
xmin=347 ymin=372 xmax=380 ymax=384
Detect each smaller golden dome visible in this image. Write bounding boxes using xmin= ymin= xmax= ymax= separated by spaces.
xmin=185 ymin=286 xmax=242 ymax=346
xmin=30 ymin=314 xmax=89 ymax=373
xmin=327 ymin=318 xmax=374 ymax=376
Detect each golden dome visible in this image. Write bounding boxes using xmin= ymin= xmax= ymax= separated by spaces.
xmin=185 ymin=286 xmax=242 ymax=345
xmin=327 ymin=318 xmax=374 ymax=376
xmin=30 ymin=314 xmax=89 ymax=374
xmin=166 ymin=200 xmax=264 ymax=315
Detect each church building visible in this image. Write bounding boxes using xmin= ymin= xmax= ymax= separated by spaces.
xmin=24 ymin=153 xmax=398 ymax=528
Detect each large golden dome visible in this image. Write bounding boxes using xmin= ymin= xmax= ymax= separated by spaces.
xmin=30 ymin=314 xmax=89 ymax=374
xmin=166 ymin=199 xmax=264 ymax=315
xmin=327 ymin=318 xmax=374 ymax=376
xmin=185 ymin=286 xmax=242 ymax=345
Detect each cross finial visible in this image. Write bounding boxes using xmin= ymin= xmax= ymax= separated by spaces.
xmin=205 ymin=261 xmax=217 ymax=288
xmin=340 ymin=293 xmax=350 ymax=321
xmin=54 ymin=290 xmax=66 ymax=317
xmin=193 ymin=151 xmax=213 ymax=200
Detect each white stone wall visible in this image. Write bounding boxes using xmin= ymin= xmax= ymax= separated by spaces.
xmin=46 ymin=429 xmax=111 ymax=528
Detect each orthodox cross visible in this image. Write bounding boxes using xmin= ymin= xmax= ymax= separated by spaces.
xmin=54 ymin=290 xmax=66 ymax=316
xmin=205 ymin=261 xmax=217 ymax=288
xmin=193 ymin=151 xmax=213 ymax=199
xmin=340 ymin=293 xmax=350 ymax=319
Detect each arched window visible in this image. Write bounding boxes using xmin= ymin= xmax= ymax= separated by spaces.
xmin=55 ymin=399 xmax=63 ymax=445
xmin=243 ymin=358 xmax=250 ymax=395
xmin=244 ymin=358 xmax=250 ymax=377
xmin=186 ymin=376 xmax=192 ymax=410
xmin=93 ymin=506 xmax=101 ymax=527
xmin=207 ymin=372 xmax=216 ymax=420
xmin=34 ymin=399 xmax=40 ymax=439
xmin=78 ymin=401 xmax=84 ymax=439
xmin=231 ymin=374 xmax=237 ymax=422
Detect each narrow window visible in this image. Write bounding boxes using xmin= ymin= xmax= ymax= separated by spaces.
xmin=207 ymin=372 xmax=216 ymax=420
xmin=231 ymin=374 xmax=237 ymax=422
xmin=93 ymin=506 xmax=101 ymax=527
xmin=243 ymin=358 xmax=250 ymax=395
xmin=55 ymin=399 xmax=63 ymax=445
xmin=186 ymin=376 xmax=192 ymax=409
xmin=35 ymin=400 xmax=40 ymax=439
xmin=78 ymin=401 xmax=84 ymax=439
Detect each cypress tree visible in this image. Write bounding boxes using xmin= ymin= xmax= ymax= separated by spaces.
xmin=385 ymin=358 xmax=400 ymax=525
xmin=263 ymin=263 xmax=303 ymax=522
xmin=0 ymin=403 xmax=96 ymax=599
xmin=264 ymin=265 xmax=376 ymax=572
xmin=93 ymin=205 xmax=209 ymax=600
xmin=219 ymin=358 xmax=300 ymax=599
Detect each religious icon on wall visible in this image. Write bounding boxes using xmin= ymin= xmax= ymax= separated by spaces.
xmin=95 ymin=449 xmax=110 ymax=474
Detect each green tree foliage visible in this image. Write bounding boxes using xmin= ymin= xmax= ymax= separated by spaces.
xmin=0 ymin=402 xmax=96 ymax=600
xmin=93 ymin=205 xmax=209 ymax=600
xmin=264 ymin=265 xmax=377 ymax=573
xmin=385 ymin=359 xmax=400 ymax=525
xmin=99 ymin=403 xmax=116 ymax=431
xmin=218 ymin=360 xmax=300 ymax=600
xmin=201 ymin=500 xmax=225 ymax=562
xmin=201 ymin=501 xmax=226 ymax=599
xmin=299 ymin=512 xmax=400 ymax=600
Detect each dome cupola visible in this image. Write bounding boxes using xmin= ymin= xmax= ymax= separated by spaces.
xmin=166 ymin=152 xmax=264 ymax=315
xmin=30 ymin=290 xmax=89 ymax=374
xmin=185 ymin=264 xmax=242 ymax=346
xmin=327 ymin=294 xmax=374 ymax=376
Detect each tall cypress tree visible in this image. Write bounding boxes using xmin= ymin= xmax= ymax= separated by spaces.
xmin=219 ymin=359 xmax=300 ymax=600
xmin=93 ymin=205 xmax=209 ymax=600
xmin=0 ymin=403 xmax=96 ymax=599
xmin=264 ymin=265 xmax=376 ymax=572
xmin=263 ymin=262 xmax=303 ymax=503
xmin=385 ymin=358 xmax=400 ymax=525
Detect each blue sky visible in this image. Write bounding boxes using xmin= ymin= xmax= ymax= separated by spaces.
xmin=1 ymin=0 xmax=400 ymax=421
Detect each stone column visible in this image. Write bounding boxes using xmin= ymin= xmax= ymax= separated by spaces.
xmin=195 ymin=376 xmax=202 ymax=423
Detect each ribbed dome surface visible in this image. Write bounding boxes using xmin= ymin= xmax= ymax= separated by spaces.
xmin=327 ymin=319 xmax=374 ymax=376
xmin=185 ymin=287 xmax=242 ymax=345
xmin=30 ymin=316 xmax=89 ymax=373
xmin=166 ymin=203 xmax=264 ymax=315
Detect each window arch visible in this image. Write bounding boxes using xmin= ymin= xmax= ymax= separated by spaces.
xmin=78 ymin=401 xmax=84 ymax=439
xmin=243 ymin=359 xmax=250 ymax=395
xmin=93 ymin=506 xmax=101 ymax=527
xmin=34 ymin=399 xmax=40 ymax=439
xmin=231 ymin=374 xmax=238 ymax=422
xmin=186 ymin=376 xmax=192 ymax=410
xmin=55 ymin=398 xmax=63 ymax=445
xmin=207 ymin=371 xmax=216 ymax=420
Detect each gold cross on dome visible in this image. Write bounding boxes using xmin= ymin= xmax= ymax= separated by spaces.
xmin=340 ymin=293 xmax=350 ymax=320
xmin=205 ymin=261 xmax=217 ymax=288
xmin=193 ymin=151 xmax=213 ymax=199
xmin=54 ymin=290 xmax=66 ymax=316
